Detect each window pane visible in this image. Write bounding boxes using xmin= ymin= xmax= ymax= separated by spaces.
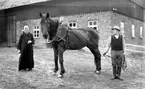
xmin=69 ymin=23 xmax=72 ymax=27
xmin=89 ymin=21 xmax=92 ymax=25
xmin=121 ymin=22 xmax=124 ymax=28
xmin=140 ymin=26 xmax=143 ymax=38
xmin=37 ymin=31 xmax=39 ymax=33
xmin=94 ymin=21 xmax=97 ymax=25
xmin=93 ymin=27 xmax=97 ymax=29
xmin=73 ymin=23 xmax=76 ymax=27
xmin=132 ymin=24 xmax=135 ymax=29
xmin=120 ymin=22 xmax=125 ymax=37
xmin=132 ymin=29 xmax=135 ymax=37
xmin=132 ymin=24 xmax=135 ymax=37
xmin=37 ymin=26 xmax=39 ymax=29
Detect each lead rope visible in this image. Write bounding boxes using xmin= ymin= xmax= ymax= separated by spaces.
xmin=103 ymin=55 xmax=112 ymax=64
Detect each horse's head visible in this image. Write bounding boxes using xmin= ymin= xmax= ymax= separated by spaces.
xmin=39 ymin=12 xmax=59 ymax=40
xmin=39 ymin=13 xmax=50 ymax=39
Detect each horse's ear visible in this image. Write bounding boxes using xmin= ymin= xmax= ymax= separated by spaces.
xmin=46 ymin=13 xmax=50 ymax=18
xmin=39 ymin=12 xmax=43 ymax=18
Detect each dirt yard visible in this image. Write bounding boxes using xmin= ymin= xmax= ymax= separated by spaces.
xmin=0 ymin=47 xmax=145 ymax=89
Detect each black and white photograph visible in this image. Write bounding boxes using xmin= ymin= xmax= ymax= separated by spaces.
xmin=0 ymin=0 xmax=145 ymax=89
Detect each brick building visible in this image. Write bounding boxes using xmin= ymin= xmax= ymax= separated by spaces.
xmin=0 ymin=0 xmax=145 ymax=52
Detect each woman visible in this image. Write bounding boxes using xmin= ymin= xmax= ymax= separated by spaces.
xmin=103 ymin=26 xmax=125 ymax=80
xmin=17 ymin=25 xmax=35 ymax=71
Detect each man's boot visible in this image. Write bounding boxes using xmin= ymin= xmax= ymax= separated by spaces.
xmin=117 ymin=67 xmax=123 ymax=81
xmin=111 ymin=66 xmax=117 ymax=80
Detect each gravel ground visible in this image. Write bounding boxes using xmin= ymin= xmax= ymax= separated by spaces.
xmin=0 ymin=47 xmax=145 ymax=89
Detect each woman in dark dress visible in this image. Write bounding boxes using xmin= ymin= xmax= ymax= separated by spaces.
xmin=17 ymin=25 xmax=35 ymax=71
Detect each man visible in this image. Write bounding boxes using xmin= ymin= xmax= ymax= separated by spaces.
xmin=17 ymin=25 xmax=35 ymax=71
xmin=59 ymin=16 xmax=69 ymax=25
xmin=103 ymin=26 xmax=125 ymax=80
xmin=59 ymin=16 xmax=64 ymax=24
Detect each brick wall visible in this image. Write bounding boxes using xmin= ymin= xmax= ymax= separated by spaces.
xmin=110 ymin=12 xmax=144 ymax=46
xmin=62 ymin=12 xmax=112 ymax=48
xmin=16 ymin=11 xmax=145 ymax=49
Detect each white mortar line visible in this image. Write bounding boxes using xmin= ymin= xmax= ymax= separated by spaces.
xmin=83 ymin=47 xmax=145 ymax=54
xmin=126 ymin=44 xmax=145 ymax=48
xmin=126 ymin=49 xmax=145 ymax=53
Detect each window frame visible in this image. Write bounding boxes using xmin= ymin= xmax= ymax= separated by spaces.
xmin=131 ymin=24 xmax=135 ymax=38
xmin=120 ymin=21 xmax=125 ymax=37
xmin=140 ymin=26 xmax=143 ymax=38
xmin=88 ymin=20 xmax=98 ymax=30
xmin=33 ymin=25 xmax=40 ymax=38
xmin=68 ymin=21 xmax=77 ymax=29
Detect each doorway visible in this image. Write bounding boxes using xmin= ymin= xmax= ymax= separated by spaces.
xmin=7 ymin=15 xmax=16 ymax=47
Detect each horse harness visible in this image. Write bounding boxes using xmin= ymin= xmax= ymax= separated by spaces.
xmin=51 ymin=24 xmax=71 ymax=49
xmin=51 ymin=24 xmax=99 ymax=49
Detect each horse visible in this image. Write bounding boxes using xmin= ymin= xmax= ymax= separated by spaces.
xmin=39 ymin=13 xmax=101 ymax=78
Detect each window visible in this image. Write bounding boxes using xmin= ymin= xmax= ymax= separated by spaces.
xmin=140 ymin=26 xmax=143 ymax=38
xmin=88 ymin=20 xmax=98 ymax=30
xmin=33 ymin=26 xmax=40 ymax=38
xmin=120 ymin=22 xmax=125 ymax=37
xmin=131 ymin=24 xmax=135 ymax=38
xmin=68 ymin=22 xmax=77 ymax=29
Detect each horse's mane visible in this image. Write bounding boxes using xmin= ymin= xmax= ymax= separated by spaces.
xmin=48 ymin=18 xmax=59 ymax=40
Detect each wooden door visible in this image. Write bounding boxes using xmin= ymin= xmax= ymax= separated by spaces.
xmin=7 ymin=15 xmax=16 ymax=47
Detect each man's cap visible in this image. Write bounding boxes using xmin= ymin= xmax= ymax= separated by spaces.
xmin=112 ymin=26 xmax=120 ymax=31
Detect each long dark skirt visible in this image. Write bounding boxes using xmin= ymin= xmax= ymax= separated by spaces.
xmin=18 ymin=46 xmax=34 ymax=71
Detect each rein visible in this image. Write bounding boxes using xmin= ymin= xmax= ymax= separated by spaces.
xmin=47 ymin=19 xmax=99 ymax=50
xmin=104 ymin=55 xmax=112 ymax=64
xmin=56 ymin=26 xmax=99 ymax=49
xmin=103 ymin=54 xmax=127 ymax=71
xmin=51 ymin=24 xmax=69 ymax=42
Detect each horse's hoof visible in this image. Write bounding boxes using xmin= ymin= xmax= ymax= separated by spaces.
xmin=95 ymin=70 xmax=100 ymax=74
xmin=52 ymin=72 xmax=57 ymax=76
xmin=57 ymin=74 xmax=63 ymax=78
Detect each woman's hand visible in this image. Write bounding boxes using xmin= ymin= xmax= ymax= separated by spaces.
xmin=28 ymin=40 xmax=32 ymax=44
xmin=17 ymin=50 xmax=20 ymax=53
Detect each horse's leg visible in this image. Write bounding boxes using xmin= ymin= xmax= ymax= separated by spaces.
xmin=52 ymin=47 xmax=59 ymax=75
xmin=57 ymin=52 xmax=65 ymax=78
xmin=87 ymin=46 xmax=101 ymax=74
xmin=94 ymin=48 xmax=101 ymax=74
xmin=57 ymin=43 xmax=65 ymax=78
